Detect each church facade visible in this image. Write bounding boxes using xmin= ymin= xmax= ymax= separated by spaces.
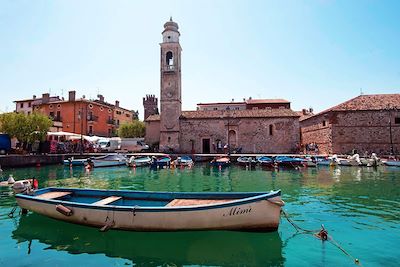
xmin=145 ymin=19 xmax=300 ymax=154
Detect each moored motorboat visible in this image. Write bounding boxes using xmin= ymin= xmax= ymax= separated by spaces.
xmin=63 ymin=155 xmax=108 ymax=166
xmin=172 ymin=156 xmax=194 ymax=167
xmin=210 ymin=157 xmax=231 ymax=167
xmin=236 ymin=156 xmax=257 ymax=167
xmin=86 ymin=154 xmax=127 ymax=168
xmin=257 ymin=156 xmax=275 ymax=168
xmin=274 ymin=156 xmax=304 ymax=168
xmin=14 ymin=187 xmax=284 ymax=232
xmin=316 ymin=155 xmax=340 ymax=166
xmin=127 ymin=156 xmax=152 ymax=167
xmin=150 ymin=156 xmax=171 ymax=168
xmin=384 ymin=160 xmax=400 ymax=167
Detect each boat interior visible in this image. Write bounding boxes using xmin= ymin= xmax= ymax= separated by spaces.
xmin=32 ymin=190 xmax=251 ymax=208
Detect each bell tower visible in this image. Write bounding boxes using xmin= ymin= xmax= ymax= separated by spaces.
xmin=159 ymin=17 xmax=182 ymax=152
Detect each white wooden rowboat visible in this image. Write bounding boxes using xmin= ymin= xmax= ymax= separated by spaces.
xmin=15 ymin=187 xmax=284 ymax=232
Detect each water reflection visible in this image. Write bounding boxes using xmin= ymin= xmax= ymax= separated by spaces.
xmin=13 ymin=213 xmax=284 ymax=267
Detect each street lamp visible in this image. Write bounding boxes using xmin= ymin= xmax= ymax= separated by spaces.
xmin=387 ymin=105 xmax=397 ymax=155
xmin=78 ymin=107 xmax=84 ymax=155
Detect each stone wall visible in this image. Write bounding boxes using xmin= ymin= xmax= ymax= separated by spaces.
xmin=300 ymin=114 xmax=333 ymax=154
xmin=300 ymin=110 xmax=400 ymax=155
xmin=179 ymin=117 xmax=300 ymax=154
xmin=332 ymin=111 xmax=400 ymax=155
xmin=145 ymin=120 xmax=160 ymax=146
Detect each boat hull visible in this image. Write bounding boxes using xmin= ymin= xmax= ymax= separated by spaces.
xmin=63 ymin=159 xmax=87 ymax=166
xmin=92 ymin=160 xmax=126 ymax=167
xmin=384 ymin=161 xmax=400 ymax=167
xmin=16 ymin=189 xmax=283 ymax=232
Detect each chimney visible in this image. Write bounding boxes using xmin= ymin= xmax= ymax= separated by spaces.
xmin=68 ymin=91 xmax=76 ymax=102
xmin=42 ymin=93 xmax=50 ymax=104
xmin=115 ymin=100 xmax=119 ymax=107
xmin=97 ymin=94 xmax=104 ymax=102
xmin=33 ymin=95 xmax=36 ymax=99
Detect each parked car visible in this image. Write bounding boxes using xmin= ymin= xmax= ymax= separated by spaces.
xmin=98 ymin=138 xmax=121 ymax=152
xmin=0 ymin=134 xmax=11 ymax=155
xmin=119 ymin=138 xmax=149 ymax=152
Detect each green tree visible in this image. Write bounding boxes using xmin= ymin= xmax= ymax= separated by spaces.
xmin=0 ymin=112 xmax=52 ymax=144
xmin=117 ymin=121 xmax=145 ymax=138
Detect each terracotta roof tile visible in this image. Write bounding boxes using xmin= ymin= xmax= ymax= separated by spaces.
xmin=146 ymin=114 xmax=160 ymax=121
xmin=302 ymin=94 xmax=400 ymax=121
xmin=181 ymin=109 xmax=299 ymax=119
xmin=145 ymin=109 xmax=299 ymax=121
xmin=245 ymin=99 xmax=290 ymax=104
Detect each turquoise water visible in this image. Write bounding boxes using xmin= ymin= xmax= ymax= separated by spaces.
xmin=0 ymin=164 xmax=399 ymax=266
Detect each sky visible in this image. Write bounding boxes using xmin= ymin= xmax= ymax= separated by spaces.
xmin=0 ymin=0 xmax=399 ymax=120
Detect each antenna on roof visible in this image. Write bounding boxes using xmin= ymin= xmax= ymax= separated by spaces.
xmin=360 ymin=88 xmax=363 ymax=95
xmin=61 ymin=89 xmax=64 ymax=98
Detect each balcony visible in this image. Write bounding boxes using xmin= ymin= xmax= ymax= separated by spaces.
xmin=53 ymin=116 xmax=62 ymax=122
xmin=87 ymin=115 xmax=98 ymax=122
xmin=106 ymin=118 xmax=115 ymax=125
xmin=163 ymin=65 xmax=175 ymax=73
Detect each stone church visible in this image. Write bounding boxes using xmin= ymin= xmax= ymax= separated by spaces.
xmin=145 ymin=19 xmax=300 ymax=154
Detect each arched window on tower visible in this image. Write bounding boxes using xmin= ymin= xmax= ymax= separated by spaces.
xmin=166 ymin=51 xmax=174 ymax=70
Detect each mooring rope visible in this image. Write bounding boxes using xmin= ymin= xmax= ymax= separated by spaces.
xmin=8 ymin=205 xmax=18 ymax=218
xmin=281 ymin=209 xmax=361 ymax=265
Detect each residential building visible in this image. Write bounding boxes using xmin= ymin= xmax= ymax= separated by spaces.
xmin=14 ymin=94 xmax=60 ymax=115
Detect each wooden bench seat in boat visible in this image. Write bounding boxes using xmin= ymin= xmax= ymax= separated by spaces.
xmin=166 ymin=199 xmax=233 ymax=207
xmin=92 ymin=196 xmax=122 ymax=206
xmin=37 ymin=191 xmax=72 ymax=200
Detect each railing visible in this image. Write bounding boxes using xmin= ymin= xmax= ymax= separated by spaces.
xmin=50 ymin=116 xmax=62 ymax=122
xmin=164 ymin=65 xmax=175 ymax=72
xmin=106 ymin=119 xmax=115 ymax=124
xmin=87 ymin=115 xmax=98 ymax=122
xmin=53 ymin=116 xmax=62 ymax=122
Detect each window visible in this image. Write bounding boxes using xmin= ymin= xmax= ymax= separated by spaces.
xmin=166 ymin=51 xmax=173 ymax=65
xmin=49 ymin=112 xmax=54 ymax=118
xmin=213 ymin=107 xmax=218 ymax=110
xmin=28 ymin=102 xmax=31 ymax=108
xmin=253 ymin=107 xmax=258 ymax=110
xmin=27 ymin=111 xmax=31 ymax=115
xmin=322 ymin=120 xmax=326 ymax=127
xmin=395 ymin=117 xmax=400 ymax=124
xmin=20 ymin=103 xmax=23 ymax=108
xmin=89 ymin=126 xmax=93 ymax=135
xmin=269 ymin=125 xmax=273 ymax=136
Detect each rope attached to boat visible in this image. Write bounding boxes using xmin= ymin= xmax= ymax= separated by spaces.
xmin=8 ymin=205 xmax=18 ymax=218
xmin=281 ymin=209 xmax=361 ymax=265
